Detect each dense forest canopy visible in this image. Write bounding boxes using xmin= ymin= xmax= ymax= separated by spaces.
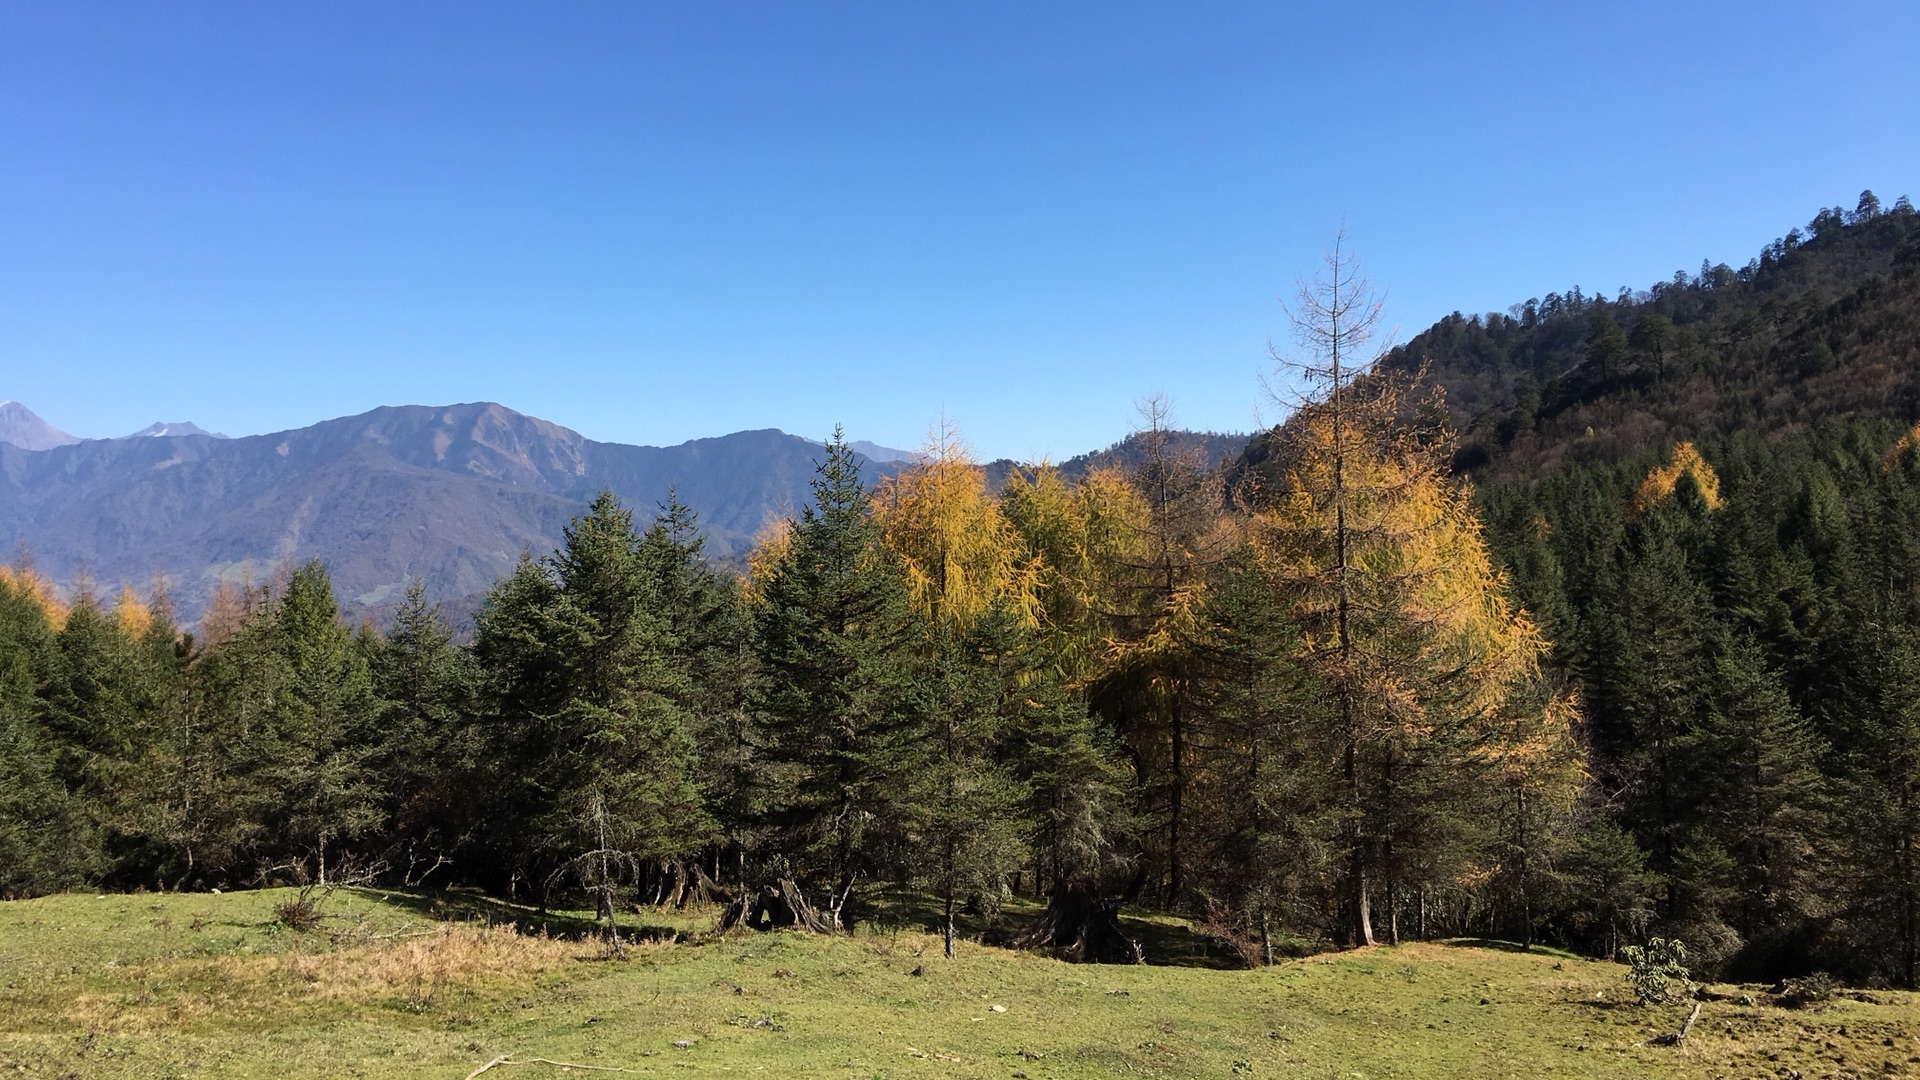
xmin=4 ymin=194 xmax=1918 ymax=988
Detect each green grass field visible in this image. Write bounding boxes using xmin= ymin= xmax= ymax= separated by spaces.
xmin=2 ymin=888 xmax=1915 ymax=1079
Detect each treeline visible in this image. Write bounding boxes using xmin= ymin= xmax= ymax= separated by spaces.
xmin=2 ymin=356 xmax=1595 ymax=968
xmin=5 ymin=207 xmax=1919 ymax=989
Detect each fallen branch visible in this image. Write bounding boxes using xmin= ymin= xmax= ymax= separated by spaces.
xmin=1641 ymin=1002 xmax=1702 ymax=1047
xmin=464 ymin=1056 xmax=635 ymax=1079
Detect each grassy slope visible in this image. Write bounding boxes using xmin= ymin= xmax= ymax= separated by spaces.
xmin=2 ymin=889 xmax=1915 ymax=1079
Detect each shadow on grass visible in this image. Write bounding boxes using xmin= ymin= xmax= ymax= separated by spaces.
xmin=328 ymin=884 xmax=1267 ymax=969
xmin=1118 ymin=911 xmax=1256 ymax=970
xmin=1440 ymin=937 xmax=1587 ymax=961
xmin=849 ymin=886 xmax=1251 ymax=969
xmin=327 ymin=886 xmax=689 ymax=945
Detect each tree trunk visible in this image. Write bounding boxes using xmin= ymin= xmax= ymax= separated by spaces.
xmin=943 ymin=893 xmax=956 ymax=959
xmin=1166 ymin=695 xmax=1185 ymax=910
xmin=1346 ymin=740 xmax=1374 ymax=947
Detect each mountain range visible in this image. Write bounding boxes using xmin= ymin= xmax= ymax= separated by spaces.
xmin=0 ymin=400 xmax=1248 ymax=624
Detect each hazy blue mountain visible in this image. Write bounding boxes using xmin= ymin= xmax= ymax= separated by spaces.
xmin=123 ymin=421 xmax=229 ymax=439
xmin=0 ymin=401 xmax=80 ymax=450
xmin=848 ymin=439 xmax=916 ymax=464
xmin=0 ymin=402 xmax=892 ymax=622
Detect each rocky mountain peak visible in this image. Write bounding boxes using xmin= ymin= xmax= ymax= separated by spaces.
xmin=0 ymin=401 xmax=80 ymax=451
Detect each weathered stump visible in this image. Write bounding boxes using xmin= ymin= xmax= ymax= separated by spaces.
xmin=1013 ymin=882 xmax=1143 ymax=964
xmin=713 ymin=878 xmax=841 ymax=934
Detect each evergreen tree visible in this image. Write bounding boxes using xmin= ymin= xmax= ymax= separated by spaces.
xmin=1834 ymin=628 xmax=1920 ymax=987
xmin=473 ymin=493 xmax=712 ymax=903
xmin=637 ymin=491 xmax=757 ymax=896
xmin=752 ymin=429 xmax=924 ymax=905
xmin=0 ymin=569 xmax=95 ymax=896
xmin=253 ymin=560 xmax=382 ymax=883
xmin=370 ymin=579 xmax=476 ymax=879
xmin=1691 ymin=633 xmax=1829 ymax=968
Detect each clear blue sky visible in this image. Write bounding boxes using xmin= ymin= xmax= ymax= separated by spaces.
xmin=4 ymin=2 xmax=1916 ymax=461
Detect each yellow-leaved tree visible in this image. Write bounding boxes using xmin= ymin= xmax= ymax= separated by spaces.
xmin=1252 ymin=233 xmax=1581 ymax=947
xmin=870 ymin=419 xmax=1039 ymax=633
xmin=870 ymin=421 xmax=1034 ymax=959
xmin=0 ymin=564 xmax=68 ymax=631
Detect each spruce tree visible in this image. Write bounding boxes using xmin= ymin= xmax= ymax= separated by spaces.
xmin=370 ymin=579 xmax=476 ymax=878
xmin=474 ymin=493 xmax=712 ymax=903
xmin=1692 ymin=633 xmax=1829 ymax=965
xmin=752 ymin=429 xmax=923 ymax=907
xmin=0 ymin=570 xmax=94 ymax=896
xmin=255 ymin=560 xmax=382 ymax=884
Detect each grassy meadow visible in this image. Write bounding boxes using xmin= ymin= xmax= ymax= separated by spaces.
xmin=2 ymin=888 xmax=1915 ymax=1079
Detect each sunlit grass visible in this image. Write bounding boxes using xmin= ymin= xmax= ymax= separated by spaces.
xmin=2 ymin=888 xmax=1916 ymax=1078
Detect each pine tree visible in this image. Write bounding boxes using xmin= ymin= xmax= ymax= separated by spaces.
xmin=1192 ymin=543 xmax=1333 ymax=959
xmin=1556 ymin=821 xmax=1657 ymax=959
xmin=636 ymin=491 xmax=754 ymax=902
xmin=0 ymin=568 xmax=94 ymax=896
xmin=1835 ymin=627 xmax=1920 ymax=987
xmin=872 ymin=425 xmax=1031 ymax=956
xmin=752 ymin=429 xmax=924 ymax=911
xmin=474 ymin=493 xmax=712 ymax=905
xmin=1692 ymin=633 xmax=1829 ymax=964
xmin=370 ymin=580 xmax=476 ymax=880
xmin=254 ymin=560 xmax=382 ymax=884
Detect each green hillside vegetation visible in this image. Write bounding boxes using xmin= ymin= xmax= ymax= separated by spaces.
xmin=5 ymin=887 xmax=1916 ymax=1079
xmin=1387 ymin=190 xmax=1920 ymax=480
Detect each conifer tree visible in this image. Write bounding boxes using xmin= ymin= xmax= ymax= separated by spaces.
xmin=473 ymin=493 xmax=712 ymax=904
xmin=752 ymin=430 xmax=923 ymax=908
xmin=636 ymin=491 xmax=755 ymax=900
xmin=1691 ymin=633 xmax=1829 ymax=961
xmin=370 ymin=579 xmax=476 ymax=877
xmin=1835 ymin=627 xmax=1920 ymax=987
xmin=0 ymin=569 xmax=94 ymax=896
xmin=254 ymin=560 xmax=382 ymax=884
xmin=1254 ymin=235 xmax=1577 ymax=947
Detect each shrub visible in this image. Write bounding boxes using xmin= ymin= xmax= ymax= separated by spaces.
xmin=1619 ymin=937 xmax=1692 ymax=1005
xmin=274 ymin=892 xmax=324 ymax=933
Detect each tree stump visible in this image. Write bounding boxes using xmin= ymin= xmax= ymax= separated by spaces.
xmin=1013 ymin=883 xmax=1143 ymax=964
xmin=713 ymin=879 xmax=841 ymax=934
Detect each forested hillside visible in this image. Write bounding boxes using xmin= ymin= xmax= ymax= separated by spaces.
xmin=1394 ymin=192 xmax=1920 ymax=986
xmin=4 ymin=195 xmax=1918 ymax=994
xmin=1388 ymin=189 xmax=1920 ymax=480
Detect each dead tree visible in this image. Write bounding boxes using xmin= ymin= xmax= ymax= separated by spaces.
xmin=547 ymin=796 xmax=642 ymax=957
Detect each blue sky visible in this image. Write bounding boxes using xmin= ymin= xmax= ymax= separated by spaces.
xmin=3 ymin=2 xmax=1916 ymax=461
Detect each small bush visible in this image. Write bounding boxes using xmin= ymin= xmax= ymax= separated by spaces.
xmin=274 ymin=894 xmax=323 ymax=933
xmin=1619 ymin=937 xmax=1692 ymax=1005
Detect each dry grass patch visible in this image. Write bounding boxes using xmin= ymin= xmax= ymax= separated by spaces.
xmin=54 ymin=923 xmax=609 ymax=1034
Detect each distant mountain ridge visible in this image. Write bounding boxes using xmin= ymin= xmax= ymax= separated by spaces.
xmin=0 ymin=402 xmax=897 ymax=622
